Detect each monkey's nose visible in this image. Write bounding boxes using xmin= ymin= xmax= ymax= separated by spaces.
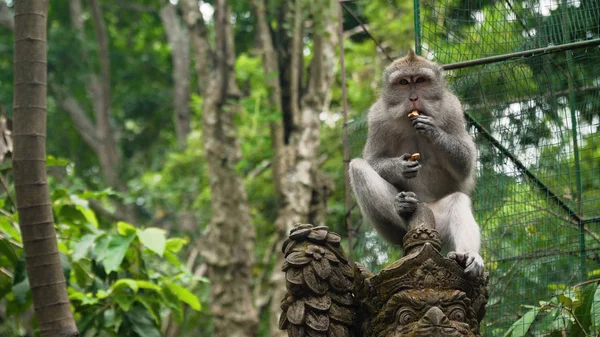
xmin=409 ymin=97 xmax=418 ymax=102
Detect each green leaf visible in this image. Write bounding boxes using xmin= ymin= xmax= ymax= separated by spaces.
xmin=137 ymin=228 xmax=166 ymax=256
xmin=75 ymin=205 xmax=99 ymax=228
xmin=134 ymin=280 xmax=161 ymax=291
xmin=160 ymin=286 xmax=183 ymax=323
xmin=0 ymin=239 xmax=18 ymax=265
xmin=117 ymin=221 xmax=137 ymax=236
xmin=591 ymin=284 xmax=600 ymax=333
xmin=572 ymin=283 xmax=598 ymax=337
xmin=165 ymin=283 xmax=201 ymax=311
xmin=114 ymin=292 xmax=135 ymax=311
xmin=165 ymin=238 xmax=188 ymax=253
xmin=72 ymin=234 xmax=98 ymax=261
xmin=135 ymin=295 xmax=160 ymax=325
xmin=93 ymin=234 xmax=110 ymax=262
xmin=164 ymin=251 xmax=182 ymax=269
xmin=0 ymin=217 xmax=21 ymax=242
xmin=126 ymin=306 xmax=162 ymax=337
xmin=103 ymin=235 xmax=136 ymax=274
xmin=111 ymin=278 xmax=139 ymax=293
xmin=503 ymin=307 xmax=539 ymax=337
xmin=46 ymin=155 xmax=69 ymax=167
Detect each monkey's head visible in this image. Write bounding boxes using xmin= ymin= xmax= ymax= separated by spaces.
xmin=381 ymin=50 xmax=447 ymax=119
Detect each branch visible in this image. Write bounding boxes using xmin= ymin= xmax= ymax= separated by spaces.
xmin=180 ymin=0 xmax=211 ymax=95
xmin=57 ymin=92 xmax=101 ymax=152
xmin=0 ymin=2 xmax=13 ymax=30
xmin=89 ymin=0 xmax=111 ymax=138
xmin=251 ymin=0 xmax=286 ymax=200
xmin=302 ymin=1 xmax=338 ymax=109
xmin=88 ymin=199 xmax=128 ymax=222
xmin=160 ymin=3 xmax=192 ymax=148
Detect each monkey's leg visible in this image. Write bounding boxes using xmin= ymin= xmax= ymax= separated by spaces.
xmin=349 ymin=158 xmax=409 ymax=245
xmin=428 ymin=192 xmax=484 ymax=278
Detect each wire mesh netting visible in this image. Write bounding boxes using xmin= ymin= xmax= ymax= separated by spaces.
xmin=415 ymin=0 xmax=600 ymax=334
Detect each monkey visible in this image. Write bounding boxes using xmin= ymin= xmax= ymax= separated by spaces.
xmin=349 ymin=49 xmax=484 ymax=278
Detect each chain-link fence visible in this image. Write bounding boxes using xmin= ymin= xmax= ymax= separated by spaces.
xmin=413 ymin=0 xmax=600 ymax=334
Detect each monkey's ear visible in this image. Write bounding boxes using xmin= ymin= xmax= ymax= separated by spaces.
xmin=407 ymin=48 xmax=416 ymax=60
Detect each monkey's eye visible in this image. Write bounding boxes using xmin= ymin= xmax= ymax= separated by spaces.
xmin=398 ymin=79 xmax=409 ymax=85
xmin=415 ymin=77 xmax=426 ymax=83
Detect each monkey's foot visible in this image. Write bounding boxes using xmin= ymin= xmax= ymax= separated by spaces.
xmin=395 ymin=191 xmax=418 ymax=217
xmin=448 ymin=251 xmax=484 ymax=279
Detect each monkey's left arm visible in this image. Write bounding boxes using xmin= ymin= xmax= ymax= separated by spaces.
xmin=411 ymin=115 xmax=476 ymax=181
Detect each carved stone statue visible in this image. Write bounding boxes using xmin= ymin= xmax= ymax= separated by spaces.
xmin=279 ymin=203 xmax=489 ymax=337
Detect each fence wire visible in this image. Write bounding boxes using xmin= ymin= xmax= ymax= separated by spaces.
xmin=416 ymin=0 xmax=600 ymax=334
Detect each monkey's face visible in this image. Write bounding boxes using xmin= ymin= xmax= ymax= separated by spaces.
xmin=381 ymin=52 xmax=446 ymax=119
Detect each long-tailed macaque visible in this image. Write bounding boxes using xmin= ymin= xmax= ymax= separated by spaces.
xmin=349 ymin=50 xmax=484 ymax=277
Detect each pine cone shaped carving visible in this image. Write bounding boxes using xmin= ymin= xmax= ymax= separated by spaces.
xmin=280 ymin=224 xmax=356 ymax=337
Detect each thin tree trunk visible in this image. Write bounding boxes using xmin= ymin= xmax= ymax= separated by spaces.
xmin=181 ymin=1 xmax=258 ymax=336
xmin=252 ymin=1 xmax=338 ymax=335
xmin=61 ymin=0 xmax=135 ymax=223
xmin=12 ymin=1 xmax=79 ymax=336
xmin=160 ymin=3 xmax=191 ymax=149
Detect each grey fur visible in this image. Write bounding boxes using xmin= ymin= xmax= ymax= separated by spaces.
xmin=349 ymin=51 xmax=483 ymax=277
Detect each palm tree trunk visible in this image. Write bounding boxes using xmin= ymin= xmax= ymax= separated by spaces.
xmin=12 ymin=1 xmax=78 ymax=336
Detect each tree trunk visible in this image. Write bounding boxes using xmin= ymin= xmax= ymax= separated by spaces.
xmin=252 ymin=1 xmax=338 ymax=335
xmin=61 ymin=0 xmax=135 ymax=223
xmin=160 ymin=3 xmax=191 ymax=150
xmin=181 ymin=1 xmax=258 ymax=336
xmin=12 ymin=1 xmax=79 ymax=336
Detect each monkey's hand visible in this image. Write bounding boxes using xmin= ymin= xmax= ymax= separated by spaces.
xmin=394 ymin=191 xmax=418 ymax=218
xmin=448 ymin=251 xmax=484 ymax=279
xmin=399 ymin=153 xmax=421 ymax=179
xmin=410 ymin=115 xmax=441 ymax=139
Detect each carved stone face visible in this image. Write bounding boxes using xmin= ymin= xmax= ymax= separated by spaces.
xmin=374 ymin=289 xmax=479 ymax=337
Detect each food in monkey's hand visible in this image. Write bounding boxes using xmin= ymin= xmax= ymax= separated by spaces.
xmin=408 ymin=153 xmax=420 ymax=161
xmin=408 ymin=110 xmax=420 ymax=118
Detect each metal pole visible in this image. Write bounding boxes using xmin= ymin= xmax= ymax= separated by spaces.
xmin=413 ymin=0 xmax=422 ymax=55
xmin=560 ymin=0 xmax=586 ymax=278
xmin=339 ymin=1 xmax=354 ymax=264
xmin=442 ymin=38 xmax=600 ymax=70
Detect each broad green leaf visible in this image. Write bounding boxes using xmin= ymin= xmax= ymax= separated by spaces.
xmin=165 ymin=283 xmax=201 ymax=311
xmin=572 ymin=283 xmax=598 ymax=337
xmin=137 ymin=228 xmax=166 ymax=256
xmin=0 ymin=239 xmax=18 ymax=265
xmin=135 ymin=280 xmax=161 ymax=291
xmin=12 ymin=279 xmax=30 ymax=305
xmin=113 ymin=291 xmax=135 ymax=311
xmin=164 ymin=251 xmax=182 ymax=269
xmin=503 ymin=307 xmax=539 ymax=337
xmin=103 ymin=235 xmax=136 ymax=274
xmin=591 ymin=284 xmax=600 ymax=332
xmin=161 ymin=286 xmax=183 ymax=323
xmin=93 ymin=234 xmax=110 ymax=262
xmin=126 ymin=307 xmax=162 ymax=337
xmin=117 ymin=221 xmax=137 ymax=236
xmin=135 ymin=295 xmax=160 ymax=325
xmin=75 ymin=205 xmax=98 ymax=228
xmin=165 ymin=237 xmax=188 ymax=253
xmin=111 ymin=278 xmax=139 ymax=293
xmin=0 ymin=217 xmax=21 ymax=242
xmin=72 ymin=234 xmax=98 ymax=261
